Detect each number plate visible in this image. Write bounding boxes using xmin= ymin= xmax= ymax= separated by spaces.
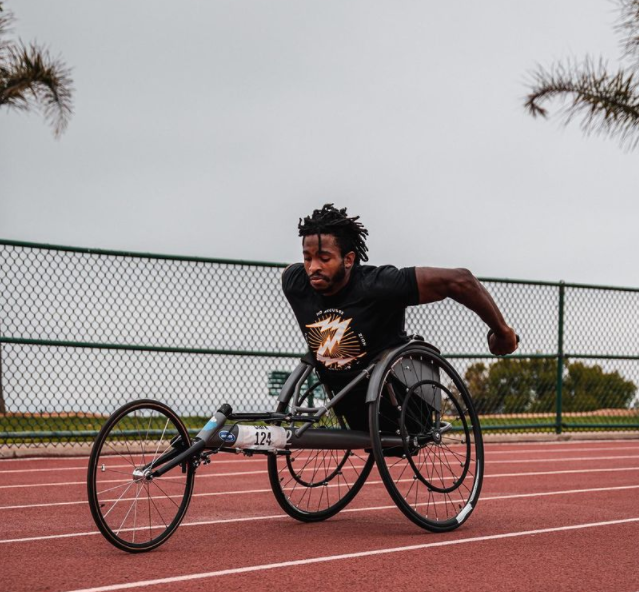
xmin=234 ymin=425 xmax=289 ymax=451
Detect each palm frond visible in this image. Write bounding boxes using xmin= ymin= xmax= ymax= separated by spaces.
xmin=0 ymin=11 xmax=12 ymax=39
xmin=615 ymin=0 xmax=639 ymax=62
xmin=525 ymin=57 xmax=639 ymax=150
xmin=0 ymin=40 xmax=73 ymax=137
xmin=0 ymin=2 xmax=14 ymax=52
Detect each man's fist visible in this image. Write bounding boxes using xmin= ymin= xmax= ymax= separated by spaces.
xmin=488 ymin=328 xmax=519 ymax=356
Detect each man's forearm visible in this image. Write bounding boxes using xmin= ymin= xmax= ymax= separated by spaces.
xmin=415 ymin=266 xmax=518 ymax=355
xmin=450 ymin=273 xmax=509 ymax=335
xmin=416 ymin=267 xmax=508 ymax=333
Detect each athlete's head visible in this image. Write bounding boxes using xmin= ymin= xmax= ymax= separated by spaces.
xmin=298 ymin=204 xmax=369 ymax=295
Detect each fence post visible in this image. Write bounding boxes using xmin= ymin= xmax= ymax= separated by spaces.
xmin=0 ymin=342 xmax=5 ymax=414
xmin=555 ymin=282 xmax=565 ymax=434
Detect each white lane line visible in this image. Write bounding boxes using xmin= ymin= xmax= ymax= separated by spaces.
xmin=2 ymin=464 xmax=639 ymax=491
xmin=0 ymin=469 xmax=271 ymax=489
xmin=0 ymin=461 xmax=370 ymax=487
xmin=4 ymin=452 xmax=639 ymax=475
xmin=0 ymin=487 xmax=275 ymax=510
xmin=489 ymin=455 xmax=639 ymax=464
xmin=2 ymin=442 xmax=638 ymax=465
xmin=2 ymin=483 xmax=639 ymax=544
xmin=486 ymin=445 xmax=639 ymax=455
xmin=59 ymin=516 xmax=639 ymax=592
xmin=488 ymin=440 xmax=639 ymax=447
xmin=487 ymin=466 xmax=639 ymax=478
xmin=0 ymin=458 xmax=265 ymax=474
xmin=4 ymin=465 xmax=639 ymax=512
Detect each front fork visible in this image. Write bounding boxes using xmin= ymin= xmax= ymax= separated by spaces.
xmin=137 ymin=404 xmax=233 ymax=480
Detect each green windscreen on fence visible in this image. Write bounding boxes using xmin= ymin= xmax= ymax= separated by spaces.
xmin=1 ymin=239 xmax=638 ymax=449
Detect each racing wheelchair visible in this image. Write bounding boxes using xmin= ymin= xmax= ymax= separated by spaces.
xmin=87 ymin=337 xmax=484 ymax=552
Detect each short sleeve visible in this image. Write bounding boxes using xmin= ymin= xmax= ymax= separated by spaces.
xmin=365 ymin=265 xmax=419 ymax=307
xmin=281 ymin=263 xmax=307 ymax=297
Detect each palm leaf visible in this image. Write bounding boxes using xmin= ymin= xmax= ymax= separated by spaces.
xmin=0 ymin=40 xmax=73 ymax=137
xmin=616 ymin=0 xmax=639 ymax=62
xmin=0 ymin=2 xmax=14 ymax=57
xmin=525 ymin=57 xmax=639 ymax=150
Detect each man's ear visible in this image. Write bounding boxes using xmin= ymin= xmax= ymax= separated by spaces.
xmin=344 ymin=251 xmax=356 ymax=269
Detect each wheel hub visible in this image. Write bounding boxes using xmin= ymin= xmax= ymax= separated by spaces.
xmin=132 ymin=468 xmax=153 ymax=481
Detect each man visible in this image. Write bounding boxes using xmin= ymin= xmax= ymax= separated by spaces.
xmin=282 ymin=203 xmax=518 ymax=430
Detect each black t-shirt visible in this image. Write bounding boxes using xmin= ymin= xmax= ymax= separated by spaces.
xmin=282 ymin=263 xmax=419 ymax=386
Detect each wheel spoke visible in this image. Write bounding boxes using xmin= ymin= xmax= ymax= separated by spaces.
xmin=150 ymin=479 xmax=182 ymax=510
xmin=102 ymin=480 xmax=139 ymax=520
xmin=116 ymin=481 xmax=145 ymax=536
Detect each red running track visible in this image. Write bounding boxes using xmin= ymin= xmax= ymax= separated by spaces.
xmin=1 ymin=440 xmax=639 ymax=592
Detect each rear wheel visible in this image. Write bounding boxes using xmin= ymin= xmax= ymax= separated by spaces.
xmin=370 ymin=345 xmax=484 ymax=532
xmin=87 ymin=399 xmax=195 ymax=552
xmin=268 ymin=382 xmax=374 ymax=522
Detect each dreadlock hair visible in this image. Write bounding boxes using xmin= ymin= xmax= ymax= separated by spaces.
xmin=298 ymin=204 xmax=369 ymax=264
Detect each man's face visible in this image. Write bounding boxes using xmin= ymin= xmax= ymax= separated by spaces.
xmin=302 ymin=234 xmax=354 ymax=295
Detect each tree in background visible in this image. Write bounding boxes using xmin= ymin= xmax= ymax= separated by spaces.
xmin=0 ymin=1 xmax=73 ymax=137
xmin=525 ymin=0 xmax=639 ymax=151
xmin=465 ymin=358 xmax=557 ymax=414
xmin=563 ymin=361 xmax=636 ymax=411
xmin=466 ymin=358 xmax=636 ymax=414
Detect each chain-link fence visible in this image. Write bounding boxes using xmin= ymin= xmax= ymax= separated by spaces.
xmin=1 ymin=239 xmax=638 ymax=450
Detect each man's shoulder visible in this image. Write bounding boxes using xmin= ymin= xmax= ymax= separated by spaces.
xmin=281 ymin=263 xmax=308 ymax=296
xmin=355 ymin=264 xmax=418 ymax=304
xmin=357 ymin=264 xmax=415 ymax=283
xmin=282 ymin=262 xmax=304 ymax=276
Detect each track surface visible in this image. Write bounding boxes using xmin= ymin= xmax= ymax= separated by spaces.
xmin=1 ymin=440 xmax=638 ymax=592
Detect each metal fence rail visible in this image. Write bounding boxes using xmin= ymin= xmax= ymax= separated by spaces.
xmin=1 ymin=239 xmax=638 ymax=449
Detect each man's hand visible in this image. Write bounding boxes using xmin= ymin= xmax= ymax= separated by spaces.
xmin=488 ymin=327 xmax=519 ymax=356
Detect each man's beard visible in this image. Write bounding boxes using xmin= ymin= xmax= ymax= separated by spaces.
xmin=310 ymin=262 xmax=346 ymax=294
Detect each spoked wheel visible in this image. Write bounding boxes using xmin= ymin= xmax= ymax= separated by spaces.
xmin=369 ymin=344 xmax=484 ymax=532
xmin=268 ymin=382 xmax=374 ymax=522
xmin=87 ymin=399 xmax=195 ymax=552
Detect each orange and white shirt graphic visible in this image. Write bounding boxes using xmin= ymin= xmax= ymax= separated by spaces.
xmin=306 ymin=314 xmax=366 ymax=369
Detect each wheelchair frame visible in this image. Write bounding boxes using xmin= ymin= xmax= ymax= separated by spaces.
xmin=87 ymin=338 xmax=484 ymax=552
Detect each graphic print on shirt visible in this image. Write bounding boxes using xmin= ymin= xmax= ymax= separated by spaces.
xmin=306 ymin=313 xmax=366 ymax=370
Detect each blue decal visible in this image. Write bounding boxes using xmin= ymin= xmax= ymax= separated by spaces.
xmin=203 ymin=419 xmax=217 ymax=431
xmin=219 ymin=430 xmax=236 ymax=443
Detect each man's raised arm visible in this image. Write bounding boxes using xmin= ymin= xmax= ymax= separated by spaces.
xmin=415 ymin=267 xmax=518 ymax=356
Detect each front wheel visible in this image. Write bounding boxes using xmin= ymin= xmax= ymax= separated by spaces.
xmin=87 ymin=399 xmax=195 ymax=552
xmin=369 ymin=344 xmax=484 ymax=532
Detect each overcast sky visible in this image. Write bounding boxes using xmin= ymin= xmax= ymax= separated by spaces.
xmin=2 ymin=0 xmax=638 ymax=287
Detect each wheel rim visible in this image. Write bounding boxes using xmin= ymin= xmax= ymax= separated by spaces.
xmin=373 ymin=349 xmax=483 ymax=530
xmin=88 ymin=402 xmax=194 ymax=550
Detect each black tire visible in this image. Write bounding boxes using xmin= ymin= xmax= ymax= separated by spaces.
xmin=369 ymin=344 xmax=484 ymax=532
xmin=87 ymin=399 xmax=195 ymax=552
xmin=268 ymin=382 xmax=374 ymax=522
